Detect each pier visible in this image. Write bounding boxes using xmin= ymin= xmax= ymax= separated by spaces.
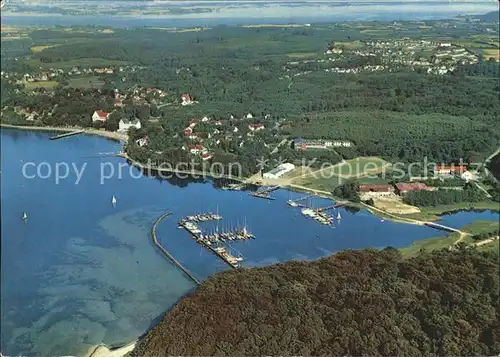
xmin=315 ymin=201 xmax=348 ymax=213
xmin=250 ymin=186 xmax=279 ymax=200
xmin=49 ymin=130 xmax=85 ymax=140
xmin=178 ymin=221 xmax=241 ymax=269
xmin=287 ymin=195 xmax=313 ymax=207
xmin=152 ymin=212 xmax=201 ymax=285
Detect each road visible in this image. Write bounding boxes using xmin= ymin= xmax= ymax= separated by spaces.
xmin=359 ymin=202 xmax=470 ymax=246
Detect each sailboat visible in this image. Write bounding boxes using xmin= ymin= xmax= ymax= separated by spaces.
xmin=111 ymin=195 xmax=117 ymax=205
xmin=337 ymin=212 xmax=342 ymax=220
xmin=22 ymin=212 xmax=28 ymax=220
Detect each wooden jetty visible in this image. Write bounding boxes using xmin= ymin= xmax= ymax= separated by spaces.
xmin=315 ymin=201 xmax=347 ymax=213
xmin=250 ymin=192 xmax=276 ymax=200
xmin=250 ymin=185 xmax=279 ymax=200
xmin=49 ymin=130 xmax=85 ymax=140
xmin=178 ymin=221 xmax=240 ymax=269
xmin=152 ymin=212 xmax=201 ymax=285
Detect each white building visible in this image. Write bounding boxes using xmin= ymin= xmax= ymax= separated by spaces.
xmin=92 ymin=110 xmax=110 ymax=122
xmin=263 ymin=163 xmax=295 ymax=179
xmin=118 ymin=119 xmax=141 ymax=132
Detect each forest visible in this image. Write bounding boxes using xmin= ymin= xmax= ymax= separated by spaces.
xmin=2 ymin=23 xmax=499 ymax=175
xmin=402 ymin=184 xmax=487 ymax=207
xmin=132 ymin=248 xmax=499 ymax=356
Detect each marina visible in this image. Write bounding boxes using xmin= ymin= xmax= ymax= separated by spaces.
xmin=178 ymin=220 xmax=245 ymax=268
xmin=3 ymin=129 xmax=499 ymax=357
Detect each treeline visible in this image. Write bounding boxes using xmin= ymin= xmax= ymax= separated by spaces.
xmin=132 ymin=248 xmax=500 ymax=356
xmin=472 ymin=229 xmax=500 ymax=241
xmin=403 ymin=184 xmax=487 ymax=206
xmin=333 ymin=180 xmax=360 ymax=202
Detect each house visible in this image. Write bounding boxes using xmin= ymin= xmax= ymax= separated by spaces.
xmin=202 ymin=153 xmax=212 ymax=161
xmin=201 ymin=116 xmax=210 ymax=122
xmin=188 ymin=132 xmax=210 ymax=140
xmin=395 ymin=182 xmax=432 ymax=194
xmin=118 ymin=119 xmax=141 ymax=132
xmin=181 ymin=93 xmax=193 ymax=106
xmin=114 ymin=94 xmax=123 ymax=107
xmin=189 ymin=144 xmax=207 ymax=155
xmin=263 ymin=163 xmax=295 ymax=179
xmin=435 ymin=165 xmax=467 ymax=176
xmin=246 ymin=113 xmax=253 ymax=119
xmin=188 ymin=120 xmax=197 ymax=128
xmin=92 ymin=110 xmax=110 ymax=122
xmin=248 ymin=123 xmax=265 ymax=131
xmin=183 ymin=127 xmax=194 ymax=135
xmin=233 ymin=127 xmax=239 ymax=133
xmin=461 ymin=171 xmax=474 ymax=182
xmin=136 ymin=136 xmax=149 ymax=147
xmin=359 ymin=185 xmax=395 ymax=195
xmin=25 ymin=112 xmax=37 ymax=121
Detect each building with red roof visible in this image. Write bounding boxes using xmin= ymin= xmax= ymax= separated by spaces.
xmin=359 ymin=184 xmax=395 ymax=194
xmin=92 ymin=110 xmax=110 ymax=122
xmin=189 ymin=144 xmax=207 ymax=155
xmin=435 ymin=165 xmax=467 ymax=175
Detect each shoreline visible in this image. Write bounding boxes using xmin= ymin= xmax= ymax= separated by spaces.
xmin=86 ymin=341 xmax=137 ymax=357
xmin=0 ymin=123 xmax=128 ymax=143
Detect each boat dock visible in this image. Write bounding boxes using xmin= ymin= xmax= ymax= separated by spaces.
xmin=250 ymin=186 xmax=279 ymax=200
xmin=151 ymin=212 xmax=201 ymax=285
xmin=315 ymin=201 xmax=347 ymax=213
xmin=287 ymin=195 xmax=313 ymax=207
xmin=178 ymin=221 xmax=241 ymax=269
xmin=181 ymin=212 xmax=222 ymax=223
xmin=49 ymin=130 xmax=85 ymax=140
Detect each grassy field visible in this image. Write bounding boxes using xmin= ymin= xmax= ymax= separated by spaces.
xmin=65 ymin=76 xmax=104 ymax=89
xmin=287 ymin=52 xmax=317 ymax=59
xmin=23 ymin=80 xmax=58 ymax=90
xmin=333 ymin=157 xmax=388 ymax=177
xmin=461 ymin=220 xmax=499 ymax=235
xmin=399 ymin=233 xmax=459 ymax=258
xmin=31 ymin=45 xmax=58 ymax=53
xmin=483 ymin=48 xmax=500 ymax=60
xmin=400 ymin=220 xmax=499 ymax=257
xmin=297 ymin=174 xmax=346 ymax=192
xmin=291 ymin=156 xmax=391 ymax=192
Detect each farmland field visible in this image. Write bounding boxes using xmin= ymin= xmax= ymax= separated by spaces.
xmin=65 ymin=76 xmax=105 ymax=89
xmin=23 ymin=80 xmax=58 ymax=90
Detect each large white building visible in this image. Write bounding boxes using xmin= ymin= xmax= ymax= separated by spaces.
xmin=118 ymin=119 xmax=141 ymax=132
xmin=263 ymin=163 xmax=295 ymax=179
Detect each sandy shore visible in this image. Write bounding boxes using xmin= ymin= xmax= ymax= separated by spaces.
xmin=0 ymin=124 xmax=128 ymax=143
xmin=86 ymin=341 xmax=136 ymax=357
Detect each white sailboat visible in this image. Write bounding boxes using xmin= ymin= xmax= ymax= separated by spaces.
xmin=22 ymin=212 xmax=28 ymax=220
xmin=111 ymin=195 xmax=117 ymax=205
xmin=337 ymin=212 xmax=342 ymax=220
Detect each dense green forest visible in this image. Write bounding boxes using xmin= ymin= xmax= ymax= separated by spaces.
xmin=2 ymin=22 xmax=499 ymax=174
xmin=132 ymin=248 xmax=499 ymax=356
xmin=403 ymin=184 xmax=487 ymax=206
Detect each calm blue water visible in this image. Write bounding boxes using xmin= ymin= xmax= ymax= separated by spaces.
xmin=1 ymin=128 xmax=498 ymax=356
xmin=1 ymin=1 xmax=497 ymax=27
